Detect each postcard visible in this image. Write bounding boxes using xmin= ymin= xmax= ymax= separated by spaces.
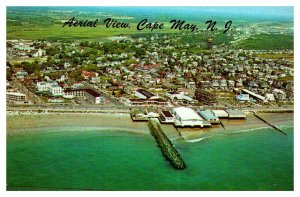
xmin=5 ymin=5 xmax=294 ymax=191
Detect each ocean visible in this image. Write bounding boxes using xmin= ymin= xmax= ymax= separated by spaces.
xmin=7 ymin=126 xmax=293 ymax=191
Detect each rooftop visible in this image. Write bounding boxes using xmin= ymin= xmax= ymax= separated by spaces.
xmin=198 ymin=110 xmax=218 ymax=120
xmin=226 ymin=109 xmax=246 ymax=116
xmin=173 ymin=107 xmax=203 ymax=121
xmin=162 ymin=110 xmax=173 ymax=118
xmin=136 ymin=89 xmax=155 ymax=99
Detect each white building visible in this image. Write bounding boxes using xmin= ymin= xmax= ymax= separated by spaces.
xmin=135 ymin=89 xmax=158 ymax=99
xmin=212 ymin=110 xmax=229 ymax=118
xmin=49 ymin=85 xmax=63 ymax=96
xmin=6 ymin=92 xmax=27 ymax=103
xmin=172 ymin=107 xmax=203 ymax=127
xmin=37 ymin=81 xmax=58 ymax=92
xmin=265 ymin=93 xmax=275 ymax=102
xmin=166 ymin=91 xmax=193 ymax=102
xmin=36 ymin=81 xmax=63 ymax=96
xmin=36 ymin=81 xmax=48 ymax=92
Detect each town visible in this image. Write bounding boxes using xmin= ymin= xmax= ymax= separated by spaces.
xmin=6 ymin=30 xmax=294 ymax=128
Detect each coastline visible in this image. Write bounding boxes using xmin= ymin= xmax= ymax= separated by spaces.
xmin=6 ymin=112 xmax=150 ymax=136
xmin=6 ymin=112 xmax=294 ymax=140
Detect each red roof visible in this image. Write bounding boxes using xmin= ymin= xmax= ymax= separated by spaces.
xmin=134 ymin=63 xmax=161 ymax=70
xmin=82 ymin=70 xmax=97 ymax=78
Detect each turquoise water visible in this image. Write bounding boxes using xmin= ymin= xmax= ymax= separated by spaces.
xmin=7 ymin=127 xmax=293 ymax=191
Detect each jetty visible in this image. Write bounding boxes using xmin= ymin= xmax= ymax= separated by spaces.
xmin=253 ymin=113 xmax=287 ymax=135
xmin=148 ymin=118 xmax=186 ymax=170
xmin=220 ymin=121 xmax=225 ymax=130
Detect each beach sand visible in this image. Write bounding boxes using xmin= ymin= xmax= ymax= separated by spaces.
xmin=6 ymin=112 xmax=293 ymax=141
xmin=6 ymin=113 xmax=150 ymax=136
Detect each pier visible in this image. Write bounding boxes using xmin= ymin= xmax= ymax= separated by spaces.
xmin=253 ymin=113 xmax=287 ymax=135
xmin=148 ymin=118 xmax=186 ymax=170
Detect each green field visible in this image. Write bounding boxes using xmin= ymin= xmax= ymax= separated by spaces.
xmin=236 ymin=34 xmax=294 ymax=50
xmin=254 ymin=53 xmax=293 ymax=60
xmin=7 ymin=23 xmax=179 ymax=41
xmin=7 ymin=7 xmax=294 ymax=51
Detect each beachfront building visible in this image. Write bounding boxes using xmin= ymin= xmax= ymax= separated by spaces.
xmin=165 ymin=91 xmax=194 ymax=103
xmin=49 ymin=84 xmax=63 ymax=97
xmin=159 ymin=110 xmax=174 ymax=124
xmin=212 ymin=110 xmax=229 ymax=118
xmin=127 ymin=98 xmax=169 ymax=106
xmin=36 ymin=81 xmax=48 ymax=92
xmin=172 ymin=107 xmax=203 ymax=127
xmin=6 ymin=92 xmax=27 ymax=103
xmin=85 ymin=89 xmax=103 ymax=104
xmin=130 ymin=109 xmax=149 ymax=121
xmin=129 ymin=89 xmax=169 ymax=106
xmin=241 ymin=89 xmax=267 ymax=102
xmin=135 ymin=89 xmax=158 ymax=99
xmin=130 ymin=109 xmax=159 ymax=121
xmin=225 ymin=109 xmax=246 ymax=119
xmin=36 ymin=81 xmax=63 ymax=96
xmin=198 ymin=110 xmax=220 ymax=124
xmin=236 ymin=93 xmax=250 ymax=102
xmin=63 ymin=89 xmax=104 ymax=104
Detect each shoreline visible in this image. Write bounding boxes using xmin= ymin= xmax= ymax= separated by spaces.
xmin=7 ymin=112 xmax=294 ymax=140
xmin=7 ymin=113 xmax=150 ymax=136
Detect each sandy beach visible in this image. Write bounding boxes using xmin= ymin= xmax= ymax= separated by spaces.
xmin=6 ymin=112 xmax=150 ymax=136
xmin=6 ymin=112 xmax=294 ymax=141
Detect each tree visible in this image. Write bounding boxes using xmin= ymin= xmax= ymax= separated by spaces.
xmin=6 ymin=68 xmax=12 ymax=81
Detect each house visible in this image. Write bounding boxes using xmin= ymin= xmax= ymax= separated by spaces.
xmin=36 ymin=81 xmax=48 ymax=92
xmin=82 ymin=70 xmax=98 ymax=80
xmin=15 ymin=70 xmax=28 ymax=79
xmin=199 ymin=81 xmax=211 ymax=89
xmin=49 ymin=85 xmax=63 ymax=97
xmin=211 ymin=80 xmax=219 ymax=89
xmin=185 ymin=80 xmax=196 ymax=89
xmin=236 ymin=93 xmax=250 ymax=102
xmin=71 ymin=82 xmax=85 ymax=89
xmin=172 ymin=107 xmax=203 ymax=127
xmin=273 ymin=89 xmax=286 ymax=101
xmin=32 ymin=49 xmax=46 ymax=57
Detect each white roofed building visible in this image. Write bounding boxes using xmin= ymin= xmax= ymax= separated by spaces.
xmin=49 ymin=85 xmax=63 ymax=97
xmin=172 ymin=107 xmax=203 ymax=127
xmin=212 ymin=110 xmax=229 ymax=118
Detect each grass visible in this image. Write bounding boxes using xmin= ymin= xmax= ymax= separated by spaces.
xmin=254 ymin=53 xmax=294 ymax=60
xmin=7 ymin=23 xmax=182 ymax=41
xmin=236 ymin=34 xmax=293 ymax=50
